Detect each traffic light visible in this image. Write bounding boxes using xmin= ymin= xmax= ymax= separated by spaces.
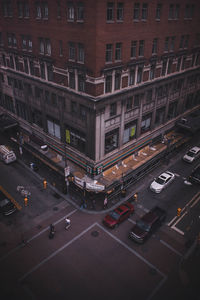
xmin=43 ymin=179 xmax=47 ymax=189
xmin=24 ymin=196 xmax=28 ymax=207
xmin=177 ymin=207 xmax=181 ymax=217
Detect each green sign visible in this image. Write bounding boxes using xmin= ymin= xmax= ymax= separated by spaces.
xmin=66 ymin=129 xmax=70 ymax=144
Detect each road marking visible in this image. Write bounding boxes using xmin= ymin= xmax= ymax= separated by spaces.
xmin=97 ymin=223 xmax=166 ymax=278
xmin=97 ymin=223 xmax=167 ymax=300
xmin=19 ymin=222 xmax=97 ymax=283
xmin=0 ymin=185 xmax=22 ymax=210
xmin=0 ymin=208 xmax=77 ymax=262
xmin=128 ymin=218 xmax=136 ymax=225
xmin=159 ymin=239 xmax=182 ymax=257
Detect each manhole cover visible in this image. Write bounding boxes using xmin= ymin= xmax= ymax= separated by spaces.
xmin=53 ymin=206 xmax=58 ymax=211
xmin=91 ymin=231 xmax=99 ymax=237
xmin=53 ymin=193 xmax=61 ymax=199
xmin=149 ymin=268 xmax=157 ymax=275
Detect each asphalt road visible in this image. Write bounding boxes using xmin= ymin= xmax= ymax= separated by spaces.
xmin=0 ymin=131 xmax=200 ymax=300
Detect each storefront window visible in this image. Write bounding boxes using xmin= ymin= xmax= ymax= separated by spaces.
xmin=123 ymin=121 xmax=137 ymax=144
xmin=141 ymin=114 xmax=151 ymax=133
xmin=105 ymin=129 xmax=119 ymax=154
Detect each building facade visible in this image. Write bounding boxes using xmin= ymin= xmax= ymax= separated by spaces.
xmin=0 ymin=0 xmax=200 ymax=178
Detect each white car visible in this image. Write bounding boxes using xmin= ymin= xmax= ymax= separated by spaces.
xmin=182 ymin=146 xmax=200 ymax=163
xmin=150 ymin=171 xmax=175 ymax=193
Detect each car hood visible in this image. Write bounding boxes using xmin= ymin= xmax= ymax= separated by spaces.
xmin=103 ymin=215 xmax=117 ymax=226
xmin=183 ymin=154 xmax=194 ymax=162
xmin=131 ymin=225 xmax=147 ymax=239
xmin=150 ymin=181 xmax=163 ymax=191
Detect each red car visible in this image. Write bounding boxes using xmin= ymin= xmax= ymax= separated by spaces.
xmin=103 ymin=202 xmax=134 ymax=229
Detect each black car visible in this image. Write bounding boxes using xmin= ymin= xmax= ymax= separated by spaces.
xmin=0 ymin=191 xmax=16 ymax=216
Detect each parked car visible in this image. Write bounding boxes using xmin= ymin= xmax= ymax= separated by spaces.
xmin=103 ymin=202 xmax=134 ymax=229
xmin=182 ymin=146 xmax=200 ymax=163
xmin=0 ymin=191 xmax=16 ymax=216
xmin=188 ymin=164 xmax=200 ymax=184
xmin=150 ymin=171 xmax=175 ymax=193
xmin=129 ymin=206 xmax=166 ymax=243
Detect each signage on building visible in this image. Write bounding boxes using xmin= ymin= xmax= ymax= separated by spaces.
xmin=64 ymin=166 xmax=70 ymax=177
xmin=65 ymin=129 xmax=70 ymax=144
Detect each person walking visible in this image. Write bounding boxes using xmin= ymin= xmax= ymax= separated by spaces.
xmin=49 ymin=224 xmax=55 ymax=239
xmin=103 ymin=196 xmax=108 ymax=209
xmin=65 ymin=218 xmax=71 ymax=230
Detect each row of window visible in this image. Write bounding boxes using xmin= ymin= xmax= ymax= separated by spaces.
xmin=2 ymin=1 xmax=84 ymax=21
xmin=107 ymin=2 xmax=195 ymax=22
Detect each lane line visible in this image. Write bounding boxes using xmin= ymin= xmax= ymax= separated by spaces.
xmin=128 ymin=218 xmax=136 ymax=225
xmin=159 ymin=239 xmax=183 ymax=257
xmin=0 ymin=208 xmax=77 ymax=263
xmin=19 ymin=222 xmax=97 ymax=283
xmin=97 ymin=223 xmax=167 ymax=279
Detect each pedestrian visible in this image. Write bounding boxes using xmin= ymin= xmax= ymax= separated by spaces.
xmin=103 ymin=196 xmax=108 ymax=209
xmin=65 ymin=218 xmax=71 ymax=229
xmin=49 ymin=224 xmax=55 ymax=239
xmin=133 ymin=192 xmax=138 ymax=202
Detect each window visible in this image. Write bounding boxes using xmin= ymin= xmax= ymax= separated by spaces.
xmin=17 ymin=1 xmax=23 ymax=17
xmin=155 ymin=108 xmax=165 ymax=125
xmin=133 ymin=3 xmax=140 ymax=20
xmin=15 ymin=56 xmax=20 ymax=71
xmin=149 ymin=64 xmax=155 ymax=80
xmin=105 ymin=129 xmax=119 ymax=154
xmin=107 ymin=2 xmax=114 ymax=21
xmin=65 ymin=126 xmax=86 ymax=153
xmin=16 ymin=99 xmax=28 ymax=121
xmin=123 ymin=121 xmax=137 ymax=144
xmin=57 ymin=1 xmax=61 ymax=18
xmin=167 ymin=102 xmax=177 ymax=120
xmin=30 ymin=60 xmax=34 ymax=75
xmin=40 ymin=62 xmax=45 ymax=79
xmin=117 ymin=3 xmax=123 ymax=21
xmin=80 ymin=105 xmax=87 ymax=119
xmin=184 ymin=35 xmax=189 ymax=49
xmin=7 ymin=33 xmax=17 ymax=48
xmin=141 ymin=114 xmax=151 ymax=133
xmin=24 ymin=58 xmax=29 ymax=73
xmin=2 ymin=0 xmax=13 ymax=17
xmin=69 ymin=42 xmax=75 ymax=60
xmin=69 ymin=71 xmax=75 ymax=89
xmin=47 ymin=119 xmax=61 ymax=139
xmin=39 ymin=38 xmax=51 ymax=56
xmin=161 ymin=59 xmax=167 ymax=76
xmin=146 ymin=89 xmax=152 ymax=103
xmin=114 ymin=72 xmax=121 ymax=90
xmin=184 ymin=4 xmax=194 ymax=19
xmin=129 ymin=69 xmax=135 ymax=86
xmin=174 ymin=4 xmax=180 ymax=19
xmin=168 ymin=4 xmax=174 ymax=19
xmin=78 ymin=43 xmax=84 ymax=63
xmin=32 ymin=110 xmax=42 ymax=127
xmin=106 ymin=44 xmax=113 ymax=63
xmin=126 ymin=97 xmax=133 ymax=110
xmin=176 ymin=57 xmax=182 ymax=71
xmin=36 ymin=1 xmax=48 ymax=19
xmin=52 ymin=93 xmax=57 ymax=106
xmin=43 ymin=2 xmax=48 ymax=18
xmin=156 ymin=4 xmax=162 ymax=20
xmin=110 ymin=103 xmax=117 ymax=116
xmin=139 ymin=40 xmax=144 ymax=56
xmin=77 ymin=2 xmax=84 ymax=21
xmin=67 ymin=1 xmax=74 ymax=20
xmin=78 ymin=74 xmax=85 ymax=92
xmin=47 ymin=64 xmax=54 ymax=81
xmin=71 ymin=101 xmax=77 ymax=113
xmin=167 ymin=58 xmax=173 ymax=74
xmin=105 ymin=75 xmax=112 ymax=93
xmin=152 ymin=38 xmax=158 ymax=55
xmin=115 ymin=43 xmax=122 ymax=61
xmin=134 ymin=94 xmax=140 ymax=107
xmin=164 ymin=37 xmax=169 ymax=52
xmin=142 ymin=3 xmax=148 ymax=20
xmin=137 ymin=65 xmax=143 ymax=83
xmin=170 ymin=36 xmax=175 ymax=51
xmin=131 ymin=41 xmax=137 ymax=58
xmin=36 ymin=2 xmax=42 ymax=18
xmin=59 ymin=40 xmax=63 ymax=56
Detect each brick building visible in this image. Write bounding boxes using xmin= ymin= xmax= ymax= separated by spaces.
xmin=0 ymin=0 xmax=200 ymax=180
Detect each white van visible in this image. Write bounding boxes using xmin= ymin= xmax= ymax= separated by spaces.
xmin=0 ymin=145 xmax=17 ymax=164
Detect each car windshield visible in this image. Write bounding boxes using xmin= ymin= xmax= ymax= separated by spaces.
xmin=109 ymin=211 xmax=120 ymax=220
xmin=136 ymin=220 xmax=151 ymax=232
xmin=155 ymin=177 xmax=165 ymax=185
xmin=187 ymin=151 xmax=195 ymax=157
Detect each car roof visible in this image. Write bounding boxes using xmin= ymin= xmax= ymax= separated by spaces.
xmin=141 ymin=211 xmax=158 ymax=224
xmin=115 ymin=203 xmax=131 ymax=214
xmin=189 ymin=146 xmax=200 ymax=153
xmin=159 ymin=171 xmax=173 ymax=180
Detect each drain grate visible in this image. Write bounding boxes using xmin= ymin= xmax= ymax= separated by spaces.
xmin=91 ymin=231 xmax=99 ymax=237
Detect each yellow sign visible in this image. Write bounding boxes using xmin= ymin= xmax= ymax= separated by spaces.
xmin=130 ymin=126 xmax=135 ymax=137
xmin=66 ymin=129 xmax=70 ymax=144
